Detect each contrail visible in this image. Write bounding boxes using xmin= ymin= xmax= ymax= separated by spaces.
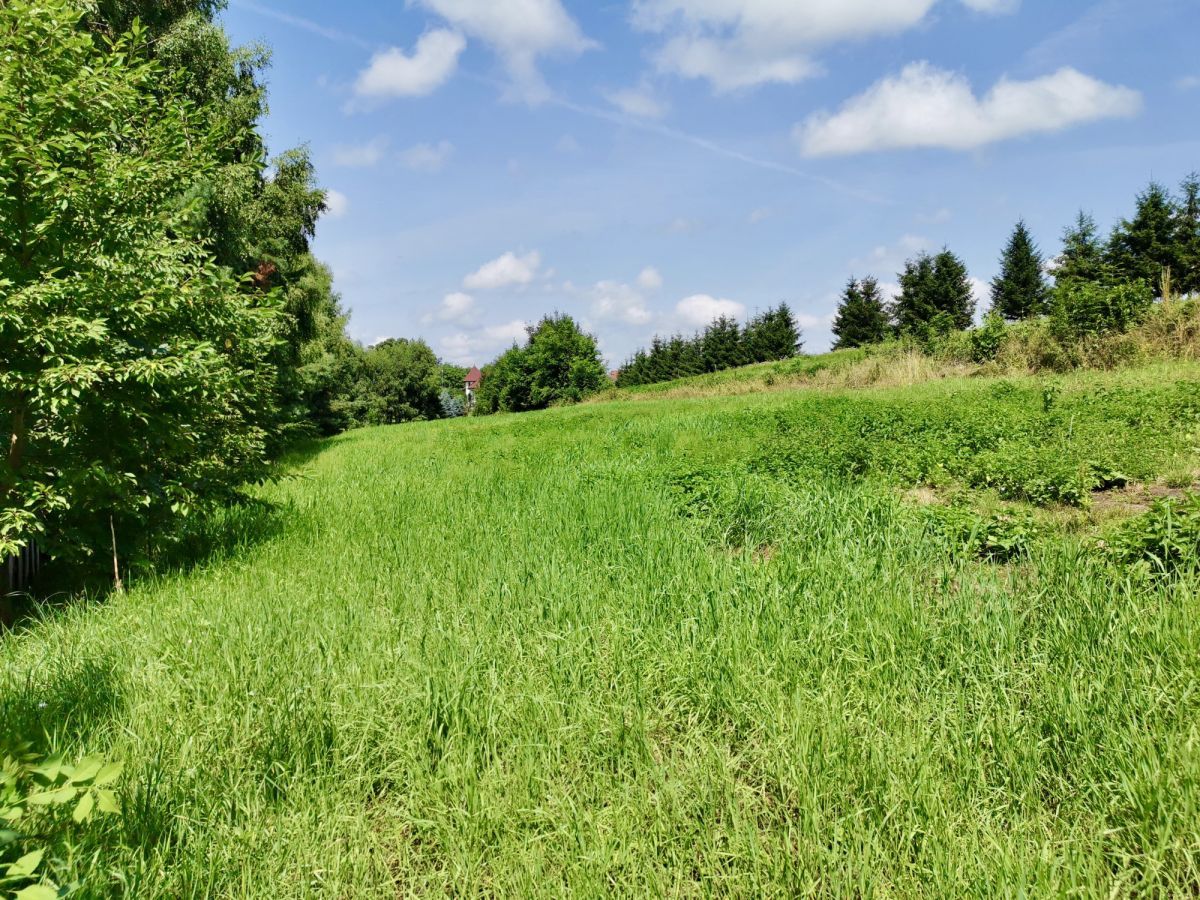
xmin=231 ymin=1 xmax=883 ymax=202
xmin=233 ymin=0 xmax=375 ymax=50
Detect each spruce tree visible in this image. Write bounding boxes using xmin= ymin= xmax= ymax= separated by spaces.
xmin=991 ymin=221 xmax=1049 ymax=319
xmin=894 ymin=253 xmax=938 ymax=334
xmin=832 ymin=277 xmax=889 ymax=348
xmin=1175 ymin=173 xmax=1200 ymax=296
xmin=748 ymin=304 xmax=802 ymax=361
xmin=1055 ymin=211 xmax=1106 ymax=284
xmin=931 ymin=249 xmax=976 ymax=331
xmin=701 ymin=316 xmax=743 ymax=371
xmin=1107 ymin=181 xmax=1180 ymax=295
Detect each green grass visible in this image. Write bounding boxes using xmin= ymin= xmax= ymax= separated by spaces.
xmin=3 ymin=362 xmax=1200 ymax=896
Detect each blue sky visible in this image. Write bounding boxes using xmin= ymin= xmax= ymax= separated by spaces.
xmin=221 ymin=0 xmax=1200 ymax=365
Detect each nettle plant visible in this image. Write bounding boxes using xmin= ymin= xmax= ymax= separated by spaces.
xmin=0 ymin=1 xmax=283 ymax=566
xmin=1 ymin=746 xmax=122 ymax=898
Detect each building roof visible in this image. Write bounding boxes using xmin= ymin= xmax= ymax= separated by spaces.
xmin=465 ymin=366 xmax=482 ymax=387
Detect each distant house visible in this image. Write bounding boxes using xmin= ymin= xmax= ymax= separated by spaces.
xmin=608 ymin=370 xmax=620 ymax=383
xmin=464 ymin=366 xmax=482 ymax=407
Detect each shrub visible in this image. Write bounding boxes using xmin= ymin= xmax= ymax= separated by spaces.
xmin=924 ymin=505 xmax=1040 ymax=562
xmin=1108 ymin=494 xmax=1200 ymax=576
xmin=1051 ymin=279 xmax=1154 ymax=338
xmin=970 ymin=311 xmax=1008 ymax=363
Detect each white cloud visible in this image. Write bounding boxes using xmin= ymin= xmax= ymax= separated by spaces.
xmin=1177 ymin=75 xmax=1200 ymax=92
xmin=590 ymin=281 xmax=654 ymax=325
xmin=632 ymin=0 xmax=1015 ymax=93
xmin=916 ymin=207 xmax=953 ymax=225
xmin=637 ymin=267 xmax=664 ymax=290
xmin=353 ymin=29 xmax=465 ymax=100
xmin=604 ymin=85 xmax=668 ymax=119
xmin=324 ymin=189 xmax=350 ymax=219
xmin=850 ymin=234 xmax=930 ymax=274
xmin=667 ymin=217 xmax=703 ymax=234
xmin=400 ymin=140 xmax=455 ymax=172
xmin=332 ymin=137 xmax=389 ymax=168
xmin=414 ymin=0 xmax=594 ymax=100
xmin=675 ymin=294 xmax=746 ymax=327
xmin=426 ymin=291 xmax=476 ymax=324
xmin=440 ymin=320 xmax=530 ymax=365
xmin=796 ymin=63 xmax=1141 ymax=157
xmin=555 ymin=134 xmax=581 ymax=153
xmin=463 ymin=251 xmax=542 ymax=290
xmin=748 ymin=207 xmax=772 ymax=224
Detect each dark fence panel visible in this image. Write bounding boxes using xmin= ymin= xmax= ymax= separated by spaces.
xmin=3 ymin=543 xmax=43 ymax=595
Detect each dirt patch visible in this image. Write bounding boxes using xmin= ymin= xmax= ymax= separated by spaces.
xmin=1091 ymin=482 xmax=1192 ymax=516
xmin=904 ymin=486 xmax=941 ymax=507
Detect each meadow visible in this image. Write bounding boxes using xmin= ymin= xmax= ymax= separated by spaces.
xmin=3 ymin=361 xmax=1200 ymax=896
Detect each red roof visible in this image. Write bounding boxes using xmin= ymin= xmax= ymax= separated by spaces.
xmin=464 ymin=366 xmax=482 ymax=388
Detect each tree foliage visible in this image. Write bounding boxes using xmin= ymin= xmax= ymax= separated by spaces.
xmin=1055 ymin=212 xmax=1106 ymax=284
xmin=1 ymin=1 xmax=281 ymax=561
xmin=991 ymin=221 xmax=1049 ymax=320
xmin=617 ymin=305 xmax=801 ymax=387
xmin=832 ymin=277 xmax=889 ymax=348
xmin=476 ymin=316 xmax=606 ymax=414
xmin=894 ymin=250 xmax=975 ymax=336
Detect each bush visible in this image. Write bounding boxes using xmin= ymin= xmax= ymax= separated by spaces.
xmin=970 ymin=311 xmax=1007 ymax=363
xmin=924 ymin=505 xmax=1040 ymax=562
xmin=1108 ymin=493 xmax=1200 ymax=576
xmin=1051 ymin=279 xmax=1154 ymax=338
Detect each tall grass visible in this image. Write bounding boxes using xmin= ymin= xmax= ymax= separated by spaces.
xmin=2 ymin=364 xmax=1199 ymax=895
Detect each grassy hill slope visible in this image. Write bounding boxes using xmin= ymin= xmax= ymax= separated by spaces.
xmin=2 ymin=361 xmax=1199 ymax=895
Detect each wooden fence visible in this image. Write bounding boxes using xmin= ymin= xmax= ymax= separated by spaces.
xmin=3 ymin=542 xmax=43 ymax=596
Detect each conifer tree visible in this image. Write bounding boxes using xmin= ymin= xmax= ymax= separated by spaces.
xmin=991 ymin=221 xmax=1049 ymax=319
xmin=701 ymin=316 xmax=743 ymax=372
xmin=832 ymin=277 xmax=889 ymax=348
xmin=895 ymin=250 xmax=974 ymax=334
xmin=1175 ymin=173 xmax=1200 ymax=296
xmin=1107 ymin=181 xmax=1180 ymax=295
xmin=894 ymin=253 xmax=938 ymax=334
xmin=932 ymin=249 xmax=976 ymax=331
xmin=1055 ymin=211 xmax=1106 ymax=284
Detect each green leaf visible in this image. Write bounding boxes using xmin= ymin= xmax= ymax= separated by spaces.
xmin=92 ymin=762 xmax=123 ymax=786
xmin=14 ymin=885 xmax=60 ymax=900
xmin=67 ymin=757 xmax=103 ymax=784
xmin=72 ymin=790 xmax=94 ymax=823
xmin=94 ymin=789 xmax=119 ymax=815
xmin=7 ymin=849 xmax=43 ymax=877
xmin=24 ymin=787 xmax=76 ymax=806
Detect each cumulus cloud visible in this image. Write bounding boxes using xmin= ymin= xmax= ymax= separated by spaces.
xmin=440 ymin=320 xmax=530 ymax=365
xmin=604 ymin=85 xmax=668 ymax=119
xmin=400 ymin=140 xmax=455 ymax=172
xmin=332 ymin=137 xmax=389 ymax=168
xmin=675 ymin=294 xmax=746 ymax=327
xmin=748 ymin=207 xmax=772 ymax=225
xmin=353 ymin=29 xmax=465 ymax=100
xmin=463 ymin=251 xmax=542 ymax=291
xmin=589 ymin=281 xmax=654 ymax=326
xmin=323 ymin=189 xmax=350 ymax=219
xmin=637 ymin=267 xmax=664 ymax=290
xmin=632 ymin=0 xmax=1015 ymax=92
xmin=414 ymin=0 xmax=594 ymax=100
xmin=796 ymin=63 xmax=1141 ymax=157
xmin=424 ymin=292 xmax=476 ymax=324
xmin=1177 ymin=75 xmax=1200 ymax=92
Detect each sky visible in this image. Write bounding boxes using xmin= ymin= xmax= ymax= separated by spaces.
xmin=220 ymin=0 xmax=1200 ymax=366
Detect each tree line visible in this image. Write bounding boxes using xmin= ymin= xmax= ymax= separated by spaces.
xmin=0 ymin=0 xmax=424 ymax=570
xmin=832 ymin=174 xmax=1200 ymax=349
xmin=615 ymin=305 xmax=802 ymax=388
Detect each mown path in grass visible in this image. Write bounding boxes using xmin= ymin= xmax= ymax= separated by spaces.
xmin=3 ymin=363 xmax=1200 ymax=896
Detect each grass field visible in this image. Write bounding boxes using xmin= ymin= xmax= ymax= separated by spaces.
xmin=3 ymin=362 xmax=1200 ymax=896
